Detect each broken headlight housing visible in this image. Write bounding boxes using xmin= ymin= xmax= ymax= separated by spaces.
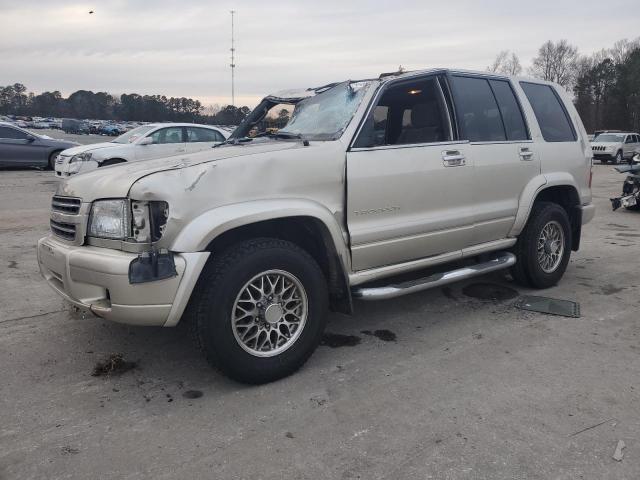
xmin=130 ymin=200 xmax=169 ymax=242
xmin=88 ymin=199 xmax=168 ymax=242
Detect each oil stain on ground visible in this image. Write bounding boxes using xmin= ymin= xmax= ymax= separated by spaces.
xmin=361 ymin=329 xmax=397 ymax=342
xmin=600 ymin=284 xmax=625 ymax=295
xmin=616 ymin=233 xmax=640 ymax=238
xmin=462 ymin=282 xmax=519 ymax=302
xmin=182 ymin=390 xmax=203 ymax=399
xmin=91 ymin=354 xmax=137 ymax=377
xmin=321 ymin=333 xmax=361 ymax=347
xmin=7 ymin=260 xmax=17 ymax=269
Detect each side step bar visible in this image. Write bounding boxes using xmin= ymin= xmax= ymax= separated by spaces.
xmin=352 ymin=252 xmax=516 ymax=301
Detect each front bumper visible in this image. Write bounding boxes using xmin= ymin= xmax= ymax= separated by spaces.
xmin=37 ymin=235 xmax=209 ymax=326
xmin=593 ymin=153 xmax=615 ymax=161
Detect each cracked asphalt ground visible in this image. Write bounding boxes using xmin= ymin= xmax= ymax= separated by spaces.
xmin=1 ymin=164 xmax=639 ymax=479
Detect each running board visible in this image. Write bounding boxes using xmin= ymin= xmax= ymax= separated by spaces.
xmin=352 ymin=252 xmax=516 ymax=301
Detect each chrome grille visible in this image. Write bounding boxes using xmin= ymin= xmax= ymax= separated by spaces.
xmin=50 ymin=220 xmax=76 ymax=241
xmin=592 ymin=145 xmax=605 ymax=151
xmin=52 ymin=196 xmax=81 ymax=214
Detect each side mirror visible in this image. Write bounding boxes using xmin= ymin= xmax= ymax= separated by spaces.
xmin=26 ymin=136 xmax=36 ymax=143
xmin=138 ymin=137 xmax=153 ymax=146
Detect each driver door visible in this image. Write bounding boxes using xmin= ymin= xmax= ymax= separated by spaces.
xmin=346 ymin=74 xmax=474 ymax=271
xmin=136 ymin=126 xmax=187 ymax=161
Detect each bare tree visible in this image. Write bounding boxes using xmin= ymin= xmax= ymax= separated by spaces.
xmin=487 ymin=50 xmax=522 ymax=76
xmin=609 ymin=37 xmax=640 ymax=65
xmin=529 ymin=40 xmax=579 ymax=88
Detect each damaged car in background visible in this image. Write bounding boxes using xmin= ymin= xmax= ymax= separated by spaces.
xmin=610 ymin=160 xmax=640 ymax=211
xmin=54 ymin=123 xmax=230 ymax=177
xmin=38 ymin=69 xmax=594 ymax=384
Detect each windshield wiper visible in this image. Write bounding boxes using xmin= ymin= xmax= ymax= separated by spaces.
xmin=213 ymin=131 xmax=303 ymax=148
xmin=251 ymin=131 xmax=303 ymax=140
xmin=212 ymin=137 xmax=253 ymax=148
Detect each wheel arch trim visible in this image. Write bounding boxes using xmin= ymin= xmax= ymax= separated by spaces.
xmin=509 ymin=173 xmax=581 ymax=237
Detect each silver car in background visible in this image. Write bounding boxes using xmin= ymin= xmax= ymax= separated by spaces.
xmin=55 ymin=123 xmax=230 ymax=176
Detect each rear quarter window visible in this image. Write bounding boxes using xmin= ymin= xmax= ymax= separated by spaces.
xmin=520 ymin=82 xmax=576 ymax=142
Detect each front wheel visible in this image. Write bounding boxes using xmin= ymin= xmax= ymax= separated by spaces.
xmin=188 ymin=238 xmax=328 ymax=384
xmin=48 ymin=150 xmax=61 ymax=170
xmin=614 ymin=151 xmax=623 ymax=165
xmin=511 ymin=202 xmax=572 ymax=289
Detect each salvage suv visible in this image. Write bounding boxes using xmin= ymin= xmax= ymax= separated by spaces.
xmin=38 ymin=69 xmax=595 ymax=384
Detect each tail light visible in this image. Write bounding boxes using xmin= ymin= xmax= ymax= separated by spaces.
xmin=588 ymin=160 xmax=593 ymax=188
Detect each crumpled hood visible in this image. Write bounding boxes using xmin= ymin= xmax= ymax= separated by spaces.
xmin=56 ymin=141 xmax=307 ymax=200
xmin=60 ymin=142 xmax=120 ymax=156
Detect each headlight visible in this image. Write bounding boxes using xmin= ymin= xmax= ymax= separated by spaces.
xmin=88 ymin=199 xmax=130 ymax=239
xmin=68 ymin=152 xmax=93 ymax=174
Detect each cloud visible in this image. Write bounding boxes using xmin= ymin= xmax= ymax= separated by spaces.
xmin=1 ymin=0 xmax=638 ymax=106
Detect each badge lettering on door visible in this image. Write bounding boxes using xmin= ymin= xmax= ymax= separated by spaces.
xmin=354 ymin=206 xmax=400 ymax=216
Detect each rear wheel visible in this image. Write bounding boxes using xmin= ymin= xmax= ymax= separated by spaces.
xmin=188 ymin=238 xmax=328 ymax=384
xmin=512 ymin=202 xmax=572 ymax=289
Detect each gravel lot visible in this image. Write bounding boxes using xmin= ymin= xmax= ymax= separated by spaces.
xmin=0 ymin=164 xmax=638 ymax=479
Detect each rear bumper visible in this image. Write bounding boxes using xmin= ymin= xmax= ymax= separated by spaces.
xmin=580 ymin=203 xmax=596 ymax=225
xmin=37 ymin=235 xmax=209 ymax=326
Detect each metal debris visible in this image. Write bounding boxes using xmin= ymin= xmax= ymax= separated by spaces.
xmin=613 ymin=440 xmax=626 ymax=462
xmin=515 ymin=295 xmax=580 ymax=318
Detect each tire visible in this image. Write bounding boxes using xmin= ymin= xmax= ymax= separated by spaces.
xmin=511 ymin=202 xmax=572 ymax=289
xmin=614 ymin=151 xmax=623 ymax=165
xmin=187 ymin=238 xmax=328 ymax=384
xmin=48 ymin=150 xmax=61 ymax=170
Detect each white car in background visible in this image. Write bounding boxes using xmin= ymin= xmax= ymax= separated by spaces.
xmin=590 ymin=132 xmax=640 ymax=164
xmin=55 ymin=123 xmax=230 ymax=177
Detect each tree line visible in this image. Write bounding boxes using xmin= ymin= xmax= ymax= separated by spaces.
xmin=0 ymin=85 xmax=251 ymax=125
xmin=487 ymin=37 xmax=640 ymax=133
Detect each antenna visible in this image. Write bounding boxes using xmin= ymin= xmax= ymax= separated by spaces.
xmin=230 ymin=10 xmax=236 ymax=107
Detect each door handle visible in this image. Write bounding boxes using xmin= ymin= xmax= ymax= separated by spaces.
xmin=519 ymin=147 xmax=534 ymax=161
xmin=442 ymin=150 xmax=466 ymax=167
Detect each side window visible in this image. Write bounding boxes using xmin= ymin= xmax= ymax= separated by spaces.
xmin=186 ymin=127 xmax=224 ymax=143
xmin=625 ymin=135 xmax=634 ymax=144
xmin=0 ymin=126 xmax=29 ymax=139
xmin=635 ymin=135 xmax=640 ymax=143
xmin=450 ymin=76 xmax=506 ymax=142
xmin=148 ymin=127 xmax=183 ymax=144
xmin=353 ymin=76 xmax=451 ymax=147
xmin=520 ymin=82 xmax=576 ymax=142
xmin=488 ymin=80 xmax=529 ymax=140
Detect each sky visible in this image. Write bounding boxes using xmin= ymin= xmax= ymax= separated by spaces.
xmin=1 ymin=0 xmax=639 ymax=108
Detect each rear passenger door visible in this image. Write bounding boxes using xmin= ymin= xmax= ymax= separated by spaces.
xmin=449 ymin=74 xmax=539 ymax=245
xmin=185 ymin=127 xmax=225 ymax=154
